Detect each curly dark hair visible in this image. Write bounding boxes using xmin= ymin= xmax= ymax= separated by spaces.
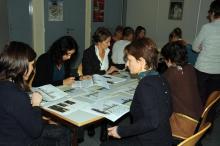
xmin=48 ymin=36 xmax=78 ymax=65
xmin=0 ymin=41 xmax=36 ymax=91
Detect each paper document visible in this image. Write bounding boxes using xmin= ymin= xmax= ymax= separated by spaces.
xmin=32 ymin=84 xmax=68 ymax=101
xmin=102 ymin=74 xmax=126 ymax=84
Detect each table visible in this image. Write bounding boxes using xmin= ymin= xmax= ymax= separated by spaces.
xmin=40 ymin=73 xmax=138 ymax=146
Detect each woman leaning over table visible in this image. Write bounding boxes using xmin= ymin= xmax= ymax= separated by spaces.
xmin=82 ymin=27 xmax=118 ymax=75
xmin=101 ymin=37 xmax=172 ymax=146
xmin=0 ymin=41 xmax=72 ymax=146
xmin=33 ymin=35 xmax=87 ymax=87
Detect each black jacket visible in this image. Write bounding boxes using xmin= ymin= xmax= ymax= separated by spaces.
xmin=33 ymin=53 xmax=77 ymax=87
xmin=82 ymin=45 xmax=113 ymax=75
xmin=0 ymin=81 xmax=43 ymax=146
xmin=117 ymin=75 xmax=172 ymax=146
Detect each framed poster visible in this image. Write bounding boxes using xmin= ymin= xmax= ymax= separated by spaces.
xmin=93 ymin=0 xmax=104 ymax=22
xmin=168 ymin=0 xmax=184 ymax=20
xmin=48 ymin=0 xmax=64 ymax=21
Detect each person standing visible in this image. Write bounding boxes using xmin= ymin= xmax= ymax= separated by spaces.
xmin=193 ymin=0 xmax=220 ymax=105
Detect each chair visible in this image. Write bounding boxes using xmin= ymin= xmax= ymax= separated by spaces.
xmin=204 ymin=91 xmax=220 ymax=109
xmin=177 ymin=122 xmax=211 ymax=146
xmin=194 ymin=91 xmax=220 ymax=133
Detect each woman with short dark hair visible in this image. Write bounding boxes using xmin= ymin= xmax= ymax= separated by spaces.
xmin=82 ymin=27 xmax=118 ymax=75
xmin=101 ymin=38 xmax=172 ymax=146
xmin=161 ymin=40 xmax=202 ymax=140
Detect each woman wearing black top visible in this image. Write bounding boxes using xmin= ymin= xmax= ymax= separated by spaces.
xmin=82 ymin=27 xmax=118 ymax=75
xmin=0 ymin=41 xmax=71 ymax=146
xmin=101 ymin=38 xmax=172 ymax=146
xmin=33 ymin=36 xmax=89 ymax=87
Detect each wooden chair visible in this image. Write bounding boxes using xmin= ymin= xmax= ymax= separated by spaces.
xmin=204 ymin=91 xmax=220 ymax=109
xmin=194 ymin=91 xmax=220 ymax=133
xmin=177 ymin=122 xmax=211 ymax=146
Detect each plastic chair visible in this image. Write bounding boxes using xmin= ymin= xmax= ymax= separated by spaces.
xmin=177 ymin=122 xmax=211 ymax=146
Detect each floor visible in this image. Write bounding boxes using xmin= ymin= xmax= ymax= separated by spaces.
xmin=78 ymin=103 xmax=220 ymax=146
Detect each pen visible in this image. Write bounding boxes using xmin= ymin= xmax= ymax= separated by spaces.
xmin=91 ymin=108 xmax=109 ymax=114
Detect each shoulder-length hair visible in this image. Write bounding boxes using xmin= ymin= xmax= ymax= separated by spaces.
xmin=48 ymin=36 xmax=78 ymax=65
xmin=0 ymin=41 xmax=36 ymax=91
xmin=124 ymin=37 xmax=158 ymax=70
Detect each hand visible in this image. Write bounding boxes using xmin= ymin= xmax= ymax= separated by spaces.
xmin=107 ymin=126 xmax=121 ymax=139
xmin=80 ymin=75 xmax=92 ymax=80
xmin=106 ymin=66 xmax=119 ymax=75
xmin=31 ymin=91 xmax=42 ymax=107
xmin=63 ymin=77 xmax=75 ymax=85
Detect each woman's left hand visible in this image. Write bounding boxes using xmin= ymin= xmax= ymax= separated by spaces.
xmin=107 ymin=126 xmax=121 ymax=139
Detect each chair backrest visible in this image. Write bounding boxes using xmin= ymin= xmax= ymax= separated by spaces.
xmin=195 ymin=91 xmax=220 ymax=132
xmin=204 ymin=91 xmax=220 ymax=109
xmin=177 ymin=122 xmax=211 ymax=146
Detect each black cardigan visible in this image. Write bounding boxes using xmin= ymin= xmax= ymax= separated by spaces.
xmin=33 ymin=53 xmax=77 ymax=87
xmin=117 ymin=75 xmax=172 ymax=146
xmin=0 ymin=81 xmax=43 ymax=146
xmin=82 ymin=45 xmax=113 ymax=75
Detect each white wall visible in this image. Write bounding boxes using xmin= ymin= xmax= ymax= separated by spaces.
xmin=0 ymin=0 xmax=9 ymax=49
xmin=126 ymin=0 xmax=213 ymax=48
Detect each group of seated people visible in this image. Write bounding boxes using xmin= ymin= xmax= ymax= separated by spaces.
xmin=1 ymin=1 xmax=220 ymax=144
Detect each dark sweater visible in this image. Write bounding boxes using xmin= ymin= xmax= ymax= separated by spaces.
xmin=117 ymin=75 xmax=172 ymax=146
xmin=163 ymin=64 xmax=202 ymax=120
xmin=33 ymin=53 xmax=78 ymax=87
xmin=82 ymin=45 xmax=113 ymax=75
xmin=0 ymin=81 xmax=43 ymax=146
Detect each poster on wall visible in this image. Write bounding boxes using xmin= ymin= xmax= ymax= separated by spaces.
xmin=93 ymin=0 xmax=104 ymax=22
xmin=168 ymin=0 xmax=184 ymax=20
xmin=48 ymin=0 xmax=64 ymax=21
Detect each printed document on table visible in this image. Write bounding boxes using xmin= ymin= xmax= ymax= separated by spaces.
xmin=102 ymin=74 xmax=126 ymax=84
xmin=42 ymin=97 xmax=89 ymax=115
xmin=82 ymin=98 xmax=130 ymax=122
xmin=71 ymin=74 xmax=110 ymax=89
xmin=32 ymin=84 xmax=68 ymax=101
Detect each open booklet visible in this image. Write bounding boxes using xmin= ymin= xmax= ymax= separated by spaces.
xmin=32 ymin=84 xmax=68 ymax=102
xmin=72 ymin=74 xmax=126 ymax=89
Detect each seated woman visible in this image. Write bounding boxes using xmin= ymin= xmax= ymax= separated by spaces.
xmin=0 ymin=41 xmax=72 ymax=146
xmin=134 ymin=25 xmax=146 ymax=40
xmin=82 ymin=27 xmax=118 ymax=75
xmin=169 ymin=27 xmax=198 ymax=65
xmin=101 ymin=37 xmax=172 ymax=146
xmin=33 ymin=35 xmax=82 ymax=87
xmin=161 ymin=40 xmax=202 ymax=140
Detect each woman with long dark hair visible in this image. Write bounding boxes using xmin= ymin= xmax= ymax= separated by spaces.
xmin=33 ymin=35 xmax=81 ymax=87
xmin=0 ymin=41 xmax=72 ymax=146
